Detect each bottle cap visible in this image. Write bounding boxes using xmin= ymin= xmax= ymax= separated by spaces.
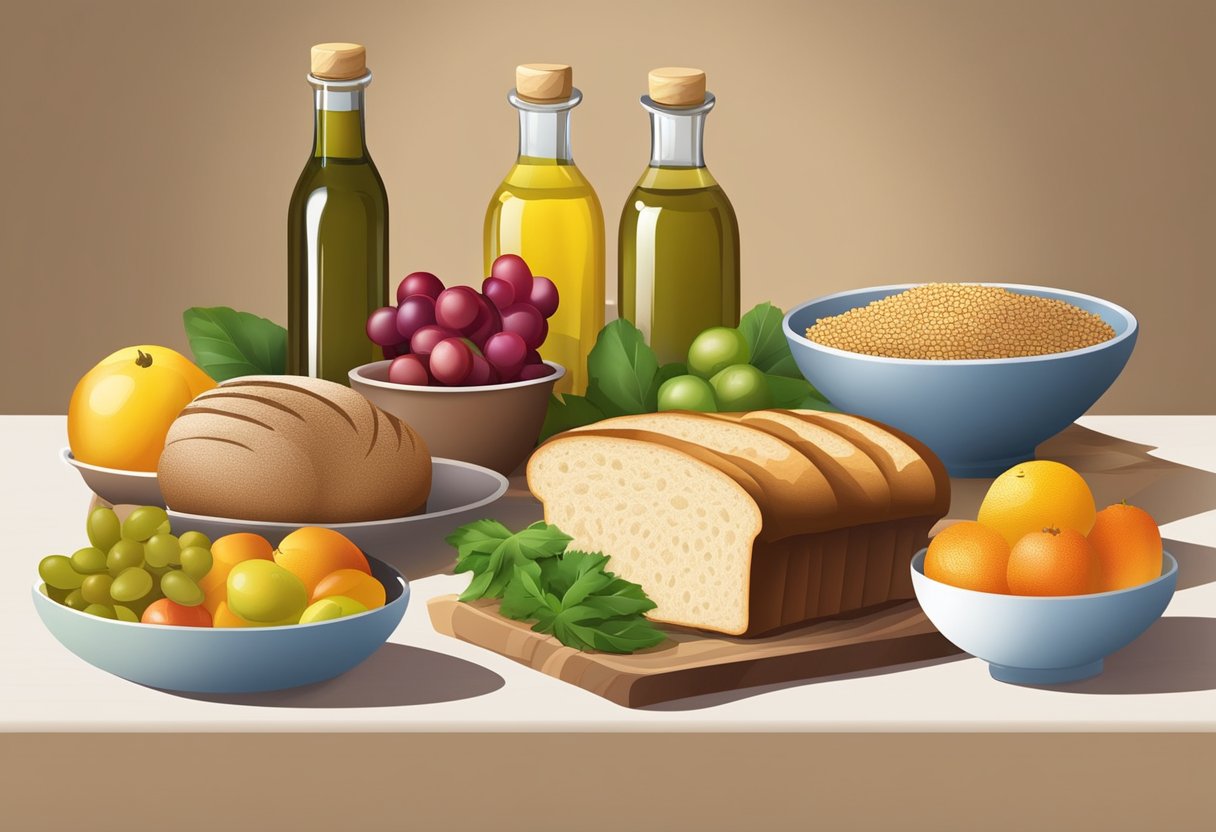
xmin=311 ymin=43 xmax=367 ymax=80
xmin=648 ymin=67 xmax=706 ymax=107
xmin=515 ymin=63 xmax=573 ymax=102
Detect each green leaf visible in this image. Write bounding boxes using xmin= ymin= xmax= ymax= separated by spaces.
xmin=540 ymin=394 xmax=605 ymax=442
xmin=656 ymin=361 xmax=688 ymax=385
xmin=448 ymin=520 xmax=571 ymax=602
xmin=739 ymin=302 xmax=800 ymax=378
xmin=585 ymin=319 xmax=661 ymax=417
xmin=560 ymin=617 xmax=667 ymax=654
xmin=540 ymin=550 xmax=611 ymax=599
xmin=796 ymin=393 xmax=839 ymax=412
xmin=457 ymin=569 xmax=494 ymax=603
xmin=763 ymin=373 xmax=819 ymax=409
xmin=499 ymin=563 xmax=547 ymax=620
xmin=183 ymin=307 xmax=287 ymax=382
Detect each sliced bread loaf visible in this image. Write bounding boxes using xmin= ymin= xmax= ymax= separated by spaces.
xmin=570 ymin=412 xmax=838 ymax=540
xmin=528 ymin=432 xmax=764 ymax=635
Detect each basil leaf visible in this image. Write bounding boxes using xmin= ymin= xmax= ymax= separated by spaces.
xmin=796 ymin=393 xmax=839 ymax=412
xmin=585 ymin=319 xmax=660 ymax=416
xmin=540 ymin=394 xmax=604 ymax=442
xmin=183 ymin=307 xmax=287 ymax=382
xmin=739 ymin=302 xmax=801 ymax=378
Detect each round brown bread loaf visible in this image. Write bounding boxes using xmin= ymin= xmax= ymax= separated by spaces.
xmin=158 ymin=376 xmax=431 ymax=522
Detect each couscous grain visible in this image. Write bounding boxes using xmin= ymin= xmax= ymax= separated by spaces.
xmin=804 ymin=284 xmax=1115 ymax=360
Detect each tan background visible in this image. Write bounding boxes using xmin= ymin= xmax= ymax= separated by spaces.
xmin=1 ymin=0 xmax=1212 ymax=414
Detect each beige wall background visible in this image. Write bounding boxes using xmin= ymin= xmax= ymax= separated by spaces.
xmin=1 ymin=0 xmax=1212 ymax=414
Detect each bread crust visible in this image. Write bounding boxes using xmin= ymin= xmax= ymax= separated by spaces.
xmin=159 ymin=376 xmax=431 ymax=522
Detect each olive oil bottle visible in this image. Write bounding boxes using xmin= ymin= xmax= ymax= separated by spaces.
xmin=288 ymin=43 xmax=388 ymax=383
xmin=618 ymin=67 xmax=740 ymax=365
xmin=485 ymin=64 xmax=605 ymax=395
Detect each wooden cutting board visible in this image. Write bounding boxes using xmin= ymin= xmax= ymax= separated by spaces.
xmin=428 ymin=596 xmax=960 ymax=708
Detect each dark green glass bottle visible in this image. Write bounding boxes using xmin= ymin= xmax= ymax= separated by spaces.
xmin=288 ymin=43 xmax=388 ymax=383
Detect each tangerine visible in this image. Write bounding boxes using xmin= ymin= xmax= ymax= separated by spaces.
xmin=1089 ymin=502 xmax=1163 ymax=592
xmin=924 ymin=521 xmax=1011 ymax=594
xmin=1007 ymin=527 xmax=1099 ymax=596
xmin=273 ymin=527 xmax=370 ymax=595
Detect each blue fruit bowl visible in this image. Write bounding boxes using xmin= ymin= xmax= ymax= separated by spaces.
xmin=910 ymin=549 xmax=1177 ymax=684
xmin=782 ymin=284 xmax=1137 ymax=477
xmin=32 ymin=556 xmax=408 ymax=693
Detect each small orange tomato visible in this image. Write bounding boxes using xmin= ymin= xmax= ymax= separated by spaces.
xmin=310 ymin=568 xmax=386 ymax=610
xmin=141 ymin=598 xmax=212 ymax=627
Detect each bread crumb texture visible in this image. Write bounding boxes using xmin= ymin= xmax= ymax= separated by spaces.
xmin=805 ymin=283 xmax=1116 ymax=360
xmin=530 ymin=436 xmax=759 ymax=635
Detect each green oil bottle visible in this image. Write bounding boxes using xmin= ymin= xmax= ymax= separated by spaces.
xmin=618 ymin=67 xmax=740 ymax=366
xmin=288 ymin=43 xmax=388 ymax=383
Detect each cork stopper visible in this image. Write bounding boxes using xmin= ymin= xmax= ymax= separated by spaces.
xmin=311 ymin=43 xmax=367 ymax=80
xmin=515 ymin=63 xmax=573 ymax=103
xmin=648 ymin=67 xmax=707 ymax=107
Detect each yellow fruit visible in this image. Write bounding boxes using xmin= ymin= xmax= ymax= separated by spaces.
xmin=200 ymin=533 xmax=274 ymax=615
xmin=68 ymin=345 xmax=216 ymax=472
xmin=977 ymin=460 xmax=1096 ymax=547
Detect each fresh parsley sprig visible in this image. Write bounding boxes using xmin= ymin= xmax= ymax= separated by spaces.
xmin=445 ymin=522 xmax=666 ymax=654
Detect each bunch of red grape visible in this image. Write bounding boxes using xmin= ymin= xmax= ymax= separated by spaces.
xmin=365 ymin=255 xmax=559 ymax=387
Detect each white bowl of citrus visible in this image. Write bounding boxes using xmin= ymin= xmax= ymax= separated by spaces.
xmin=911 ymin=461 xmax=1177 ymax=684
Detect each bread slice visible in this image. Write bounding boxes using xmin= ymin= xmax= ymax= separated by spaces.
xmin=792 ymin=411 xmax=949 ymax=519
xmin=527 ymin=433 xmax=763 ymax=635
xmin=570 ymin=412 xmax=838 ymax=540
xmin=725 ymin=410 xmax=892 ymax=523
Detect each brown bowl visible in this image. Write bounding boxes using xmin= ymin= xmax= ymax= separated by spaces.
xmin=349 ymin=360 xmax=564 ymax=476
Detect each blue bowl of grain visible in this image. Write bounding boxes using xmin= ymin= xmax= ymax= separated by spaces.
xmin=783 ymin=284 xmax=1137 ymax=477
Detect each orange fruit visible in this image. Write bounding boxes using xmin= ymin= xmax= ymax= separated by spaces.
xmin=1089 ymin=502 xmax=1163 ymax=592
xmin=1007 ymin=527 xmax=1100 ymax=596
xmin=924 ymin=521 xmax=1011 ymax=593
xmin=311 ymin=568 xmax=386 ymax=609
xmin=68 ymin=345 xmax=215 ymax=471
xmin=141 ymin=598 xmax=212 ymax=627
xmin=273 ymin=527 xmax=370 ymax=596
xmin=977 ymin=460 xmax=1096 ymax=547
xmin=200 ymin=533 xmax=274 ymax=615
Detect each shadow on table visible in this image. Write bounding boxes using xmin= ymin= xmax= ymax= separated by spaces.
xmin=1030 ymin=616 xmax=1216 ymax=695
xmin=946 ymin=424 xmax=1216 ymax=591
xmin=159 ymin=643 xmax=505 ymax=708
xmin=641 ymin=652 xmax=970 ymax=712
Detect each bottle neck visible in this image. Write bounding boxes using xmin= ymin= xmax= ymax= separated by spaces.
xmin=511 ymin=89 xmax=581 ymax=164
xmin=310 ymin=73 xmax=371 ymax=159
xmin=644 ymin=93 xmax=715 ymax=169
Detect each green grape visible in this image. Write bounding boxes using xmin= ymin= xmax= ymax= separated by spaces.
xmin=64 ymin=589 xmax=89 ymax=611
xmin=122 ymin=506 xmax=169 ymax=542
xmin=177 ymin=531 xmax=211 ymax=551
xmin=113 ymin=605 xmax=140 ymax=623
xmin=111 ymin=567 xmax=153 ymax=603
xmin=70 ymin=546 xmax=108 ymax=575
xmin=107 ymin=539 xmax=144 ymax=576
xmin=161 ymin=570 xmax=204 ymax=606
xmin=156 ymin=519 xmax=172 ymax=535
xmin=86 ymin=507 xmax=121 ymax=552
xmin=180 ymin=546 xmax=213 ymax=581
xmin=81 ymin=573 xmax=115 ymax=605
xmin=146 ymin=563 xmax=173 ymax=576
xmin=144 ymin=533 xmax=180 ymax=568
xmin=43 ymin=583 xmax=70 ymax=603
xmin=39 ymin=555 xmax=85 ymax=590
xmin=83 ymin=603 xmax=116 ymax=619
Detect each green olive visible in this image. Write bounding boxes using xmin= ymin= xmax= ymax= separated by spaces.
xmin=657 ymin=375 xmax=718 ymax=413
